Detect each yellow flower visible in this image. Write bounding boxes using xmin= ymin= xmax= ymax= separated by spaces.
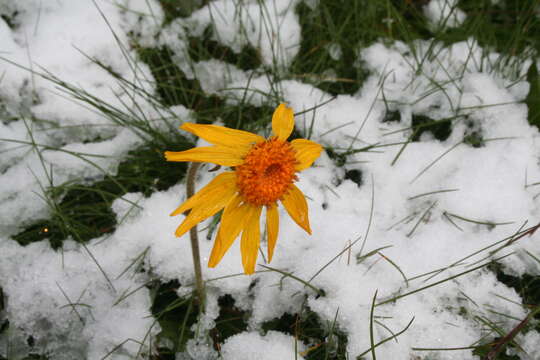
xmin=165 ymin=104 xmax=323 ymax=274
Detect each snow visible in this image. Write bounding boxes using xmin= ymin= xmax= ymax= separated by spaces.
xmin=1 ymin=0 xmax=540 ymax=359
xmin=0 ymin=239 xmax=158 ymax=360
xmin=424 ymin=0 xmax=466 ymax=30
xmin=325 ymin=42 xmax=342 ymax=61
xmin=0 ymin=0 xmax=168 ymax=234
xmin=186 ymin=0 xmax=302 ymax=70
xmin=517 ymin=330 xmax=540 ymax=359
xmin=220 ymin=331 xmax=306 ymax=360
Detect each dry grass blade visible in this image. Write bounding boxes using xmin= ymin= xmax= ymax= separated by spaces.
xmin=483 ymin=306 xmax=540 ymax=360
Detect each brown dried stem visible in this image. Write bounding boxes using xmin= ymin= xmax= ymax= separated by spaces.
xmin=186 ymin=162 xmax=205 ymax=312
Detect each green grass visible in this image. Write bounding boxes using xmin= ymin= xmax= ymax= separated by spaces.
xmin=137 ymin=45 xmax=276 ymax=133
xmin=12 ymin=143 xmax=190 ymax=249
xmin=459 ymin=0 xmax=540 ymax=55
xmin=3 ymin=0 xmax=540 ymax=359
xmin=188 ymin=30 xmax=262 ymax=71
xmin=261 ymin=306 xmax=348 ymax=360
xmin=158 ymin=0 xmax=206 ymax=23
xmin=150 ymin=280 xmax=198 ymax=357
xmin=526 ymin=61 xmax=540 ymax=130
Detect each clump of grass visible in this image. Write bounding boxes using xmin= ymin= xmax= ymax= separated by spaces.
xmin=0 ymin=7 xmax=19 ymax=30
xmin=462 ymin=118 xmax=485 ymax=148
xmin=344 ymin=169 xmax=363 ymax=187
xmin=158 ymin=0 xmax=206 ymax=23
xmin=458 ymin=0 xmax=540 ymax=56
xmin=473 ymin=343 xmax=520 ymax=359
xmin=490 ymin=263 xmax=540 ymax=316
xmin=188 ymin=27 xmax=262 ymax=71
xmin=410 ymin=114 xmax=453 ymax=142
xmin=209 ymin=294 xmax=249 ymax=354
xmin=290 ymin=0 xmax=449 ymax=96
xmin=138 ymin=46 xmax=220 ymax=109
xmin=12 ymin=142 xmax=189 ymax=249
xmin=149 ymin=280 xmax=199 ymax=356
xmin=261 ymin=305 xmax=348 ymax=360
xmin=525 ymin=62 xmax=540 ymax=130
xmin=291 ymin=1 xmax=368 ymax=95
xmin=150 ymin=285 xmax=252 ymax=357
xmin=137 ymin=43 xmax=275 ymax=133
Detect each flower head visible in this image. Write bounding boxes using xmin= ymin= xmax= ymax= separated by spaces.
xmin=165 ymin=104 xmax=322 ymax=274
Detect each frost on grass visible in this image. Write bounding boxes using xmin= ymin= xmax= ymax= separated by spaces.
xmin=2 ymin=0 xmax=540 ymax=359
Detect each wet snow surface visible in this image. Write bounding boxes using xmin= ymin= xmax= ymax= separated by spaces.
xmin=1 ymin=0 xmax=540 ymax=359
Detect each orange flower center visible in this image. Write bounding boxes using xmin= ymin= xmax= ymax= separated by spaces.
xmin=236 ymin=138 xmax=297 ymax=206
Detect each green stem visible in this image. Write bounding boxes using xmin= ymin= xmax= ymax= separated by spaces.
xmin=186 ymin=162 xmax=205 ymax=312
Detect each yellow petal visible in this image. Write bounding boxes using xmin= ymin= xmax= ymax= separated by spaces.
xmin=165 ymin=145 xmax=247 ymax=166
xmin=208 ymin=195 xmax=248 ymax=267
xmin=170 ymin=172 xmax=236 ymax=216
xmin=271 ymin=103 xmax=294 ymax=141
xmin=281 ymin=184 xmax=311 ymax=234
xmin=266 ymin=203 xmax=279 ymax=262
xmin=174 ymin=193 xmax=236 ymax=238
xmin=172 ymin=173 xmax=237 ymax=238
xmin=290 ymin=139 xmax=323 ymax=171
xmin=181 ymin=123 xmax=265 ymax=148
xmin=240 ymin=205 xmax=262 ymax=274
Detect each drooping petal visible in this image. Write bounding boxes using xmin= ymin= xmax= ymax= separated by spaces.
xmin=290 ymin=139 xmax=323 ymax=171
xmin=281 ymin=184 xmax=311 ymax=234
xmin=181 ymin=123 xmax=265 ymax=148
xmin=165 ymin=145 xmax=247 ymax=167
xmin=266 ymin=203 xmax=279 ymax=262
xmin=208 ymin=195 xmax=249 ymax=267
xmin=240 ymin=205 xmax=262 ymax=274
xmin=173 ymin=173 xmax=238 ymax=238
xmin=271 ymin=103 xmax=294 ymax=141
xmin=174 ymin=193 xmax=237 ymax=238
xmin=170 ymin=172 xmax=236 ymax=216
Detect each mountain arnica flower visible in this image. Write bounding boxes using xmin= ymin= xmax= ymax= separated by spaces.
xmin=165 ymin=104 xmax=323 ymax=274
